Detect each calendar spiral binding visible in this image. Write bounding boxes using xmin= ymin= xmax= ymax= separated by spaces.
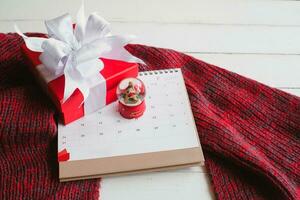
xmin=138 ymin=68 xmax=180 ymax=76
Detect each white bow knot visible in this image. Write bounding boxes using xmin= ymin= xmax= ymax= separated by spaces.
xmin=15 ymin=3 xmax=141 ymax=103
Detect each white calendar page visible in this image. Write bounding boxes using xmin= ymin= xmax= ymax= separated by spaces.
xmin=58 ymin=69 xmax=200 ymax=161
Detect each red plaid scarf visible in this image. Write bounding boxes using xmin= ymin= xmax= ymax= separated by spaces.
xmin=0 ymin=33 xmax=299 ymax=200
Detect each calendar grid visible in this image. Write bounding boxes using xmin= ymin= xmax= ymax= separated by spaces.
xmin=58 ymin=68 xmax=200 ymax=161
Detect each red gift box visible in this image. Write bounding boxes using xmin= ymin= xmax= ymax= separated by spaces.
xmin=21 ymin=43 xmax=139 ymax=124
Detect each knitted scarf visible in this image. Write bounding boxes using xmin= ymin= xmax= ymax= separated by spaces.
xmin=0 ymin=33 xmax=299 ymax=200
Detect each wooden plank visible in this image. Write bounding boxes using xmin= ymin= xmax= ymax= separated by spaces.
xmin=100 ymin=167 xmax=214 ymax=200
xmin=189 ymin=53 xmax=300 ymax=88
xmin=2 ymin=21 xmax=300 ymax=55
xmin=1 ymin=0 xmax=300 ymax=26
xmin=113 ymin=23 xmax=300 ymax=55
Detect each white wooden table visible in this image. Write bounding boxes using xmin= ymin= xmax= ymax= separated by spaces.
xmin=1 ymin=1 xmax=299 ymax=199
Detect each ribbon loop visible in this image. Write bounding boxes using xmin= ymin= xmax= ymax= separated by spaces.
xmin=39 ymin=38 xmax=71 ymax=75
xmin=83 ymin=13 xmax=110 ymax=44
xmin=45 ymin=14 xmax=79 ymax=49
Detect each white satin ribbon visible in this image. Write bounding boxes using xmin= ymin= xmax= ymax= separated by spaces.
xmin=15 ymin=3 xmax=141 ymax=114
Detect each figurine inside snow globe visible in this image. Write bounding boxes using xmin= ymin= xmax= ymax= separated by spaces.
xmin=117 ymin=78 xmax=146 ymax=119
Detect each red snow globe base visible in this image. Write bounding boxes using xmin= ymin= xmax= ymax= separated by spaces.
xmin=117 ymin=78 xmax=146 ymax=119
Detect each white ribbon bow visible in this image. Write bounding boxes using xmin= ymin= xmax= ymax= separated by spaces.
xmin=15 ymin=3 xmax=141 ymax=103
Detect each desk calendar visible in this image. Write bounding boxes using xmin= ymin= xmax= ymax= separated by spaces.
xmin=58 ymin=68 xmax=204 ymax=182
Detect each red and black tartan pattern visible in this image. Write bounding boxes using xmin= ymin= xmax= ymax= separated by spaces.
xmin=0 ymin=33 xmax=299 ymax=200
